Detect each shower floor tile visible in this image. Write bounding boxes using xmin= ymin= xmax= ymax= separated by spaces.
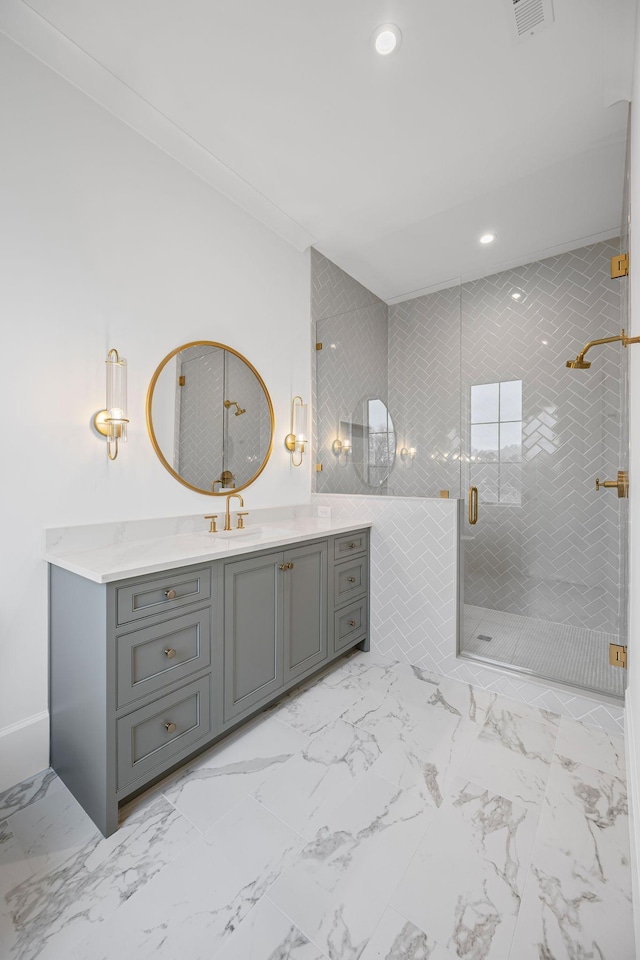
xmin=462 ymin=606 xmax=624 ymax=697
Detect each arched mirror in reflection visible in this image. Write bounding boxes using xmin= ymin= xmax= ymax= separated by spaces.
xmin=147 ymin=341 xmax=274 ymax=495
xmin=341 ymin=398 xmax=396 ymax=487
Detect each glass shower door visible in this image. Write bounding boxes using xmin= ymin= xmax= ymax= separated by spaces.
xmin=458 ymin=241 xmax=627 ymax=698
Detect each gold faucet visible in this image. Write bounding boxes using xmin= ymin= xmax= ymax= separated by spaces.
xmin=224 ymin=493 xmax=244 ymax=531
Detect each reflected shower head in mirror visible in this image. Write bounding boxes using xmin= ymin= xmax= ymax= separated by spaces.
xmin=224 ymin=400 xmax=246 ymax=416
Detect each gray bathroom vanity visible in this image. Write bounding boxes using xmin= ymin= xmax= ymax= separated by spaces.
xmin=47 ymin=519 xmax=371 ymax=836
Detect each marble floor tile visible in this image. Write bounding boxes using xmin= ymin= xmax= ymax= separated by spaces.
xmin=392 ymin=778 xmax=538 ymax=960
xmin=0 ymin=770 xmax=63 ymax=821
xmin=273 ymin=680 xmax=370 ymax=738
xmin=74 ymin=797 xmax=303 ymax=960
xmin=268 ymin=771 xmax=435 ymax=960
xmin=369 ymin=710 xmax=480 ymax=809
xmin=388 ymin=663 xmax=496 ymax=726
xmin=462 ymin=699 xmax=559 ymax=811
xmin=3 ymin=795 xmax=198 ymax=960
xmin=359 ymin=906 xmax=457 ymax=960
xmin=0 ymin=819 xmax=35 ymax=903
xmin=509 ymin=756 xmax=634 ymax=958
xmin=0 ymin=661 xmax=633 ymax=960
xmin=215 ymin=896 xmax=327 ymax=960
xmin=554 ymin=715 xmax=626 ymax=777
xmin=254 ymin=718 xmax=381 ymax=838
xmin=160 ymin=715 xmax=309 ymax=832
xmin=8 ymin=786 xmax=100 ymax=878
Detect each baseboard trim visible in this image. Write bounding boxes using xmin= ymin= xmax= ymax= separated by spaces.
xmin=0 ymin=711 xmax=49 ymax=793
xmin=625 ymin=688 xmax=640 ymax=956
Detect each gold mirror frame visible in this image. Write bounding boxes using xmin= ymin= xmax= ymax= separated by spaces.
xmin=146 ymin=340 xmax=275 ymax=496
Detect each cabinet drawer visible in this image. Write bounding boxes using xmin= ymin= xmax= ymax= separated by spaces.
xmin=116 ymin=567 xmax=211 ymax=626
xmin=334 ymin=598 xmax=368 ymax=652
xmin=117 ymin=677 xmax=211 ymax=790
xmin=334 ymin=557 xmax=368 ymax=606
xmin=116 ymin=608 xmax=211 ymax=709
xmin=334 ymin=531 xmax=368 ymax=561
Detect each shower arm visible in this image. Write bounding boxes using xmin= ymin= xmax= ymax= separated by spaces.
xmin=566 ymin=329 xmax=640 ymax=369
xmin=224 ymin=400 xmax=246 ymax=416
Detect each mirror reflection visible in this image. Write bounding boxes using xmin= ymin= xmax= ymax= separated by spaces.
xmin=147 ymin=341 xmax=274 ymax=495
xmin=346 ymin=398 xmax=396 ymax=487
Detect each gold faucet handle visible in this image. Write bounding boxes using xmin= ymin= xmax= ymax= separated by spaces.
xmin=236 ymin=512 xmax=249 ymax=529
xmin=204 ymin=515 xmax=219 ymax=532
xmin=595 ymin=471 xmax=628 ymax=497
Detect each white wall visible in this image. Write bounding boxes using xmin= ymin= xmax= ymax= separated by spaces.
xmin=627 ymin=6 xmax=640 ymax=951
xmin=0 ymin=37 xmax=311 ymax=791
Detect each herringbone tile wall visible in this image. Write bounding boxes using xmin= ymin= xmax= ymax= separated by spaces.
xmin=457 ymin=241 xmax=623 ymax=635
xmin=176 ymin=345 xmax=271 ymax=491
xmin=388 ymin=285 xmax=462 ymax=499
xmin=312 ymin=249 xmax=390 ymax=496
xmin=313 ymin=493 xmax=624 ymax=733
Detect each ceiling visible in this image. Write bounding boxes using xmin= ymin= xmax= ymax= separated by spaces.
xmin=5 ymin=0 xmax=638 ymax=301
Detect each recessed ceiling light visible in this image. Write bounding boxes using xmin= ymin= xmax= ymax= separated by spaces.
xmin=479 ymin=233 xmax=496 ymax=244
xmin=372 ymin=23 xmax=402 ymax=55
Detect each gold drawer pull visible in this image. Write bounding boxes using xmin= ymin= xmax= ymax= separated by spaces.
xmin=347 ymin=619 xmax=357 ymax=627
xmin=348 ymin=542 xmax=358 ymax=549
xmin=164 ymin=648 xmax=176 ymax=659
xmin=164 ymin=588 xmax=177 ymax=600
xmin=165 ymin=721 xmax=177 ymax=734
xmin=347 ymin=576 xmax=356 ymax=583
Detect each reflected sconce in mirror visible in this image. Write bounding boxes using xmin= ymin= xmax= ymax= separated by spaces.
xmin=94 ymin=348 xmax=128 ymax=460
xmin=285 ymin=396 xmax=308 ymax=466
xmin=332 ymin=420 xmax=353 ymax=466
xmin=400 ymin=446 xmax=416 ymax=465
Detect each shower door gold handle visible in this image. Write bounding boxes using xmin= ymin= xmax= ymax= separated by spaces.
xmin=468 ymin=486 xmax=478 ymax=525
xmin=595 ymin=471 xmax=628 ymax=498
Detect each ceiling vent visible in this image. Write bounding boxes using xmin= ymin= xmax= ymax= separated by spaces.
xmin=508 ymin=0 xmax=554 ymax=41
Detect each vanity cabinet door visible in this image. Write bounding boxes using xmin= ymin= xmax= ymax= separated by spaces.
xmin=223 ymin=552 xmax=284 ymax=722
xmin=283 ymin=540 xmax=328 ymax=684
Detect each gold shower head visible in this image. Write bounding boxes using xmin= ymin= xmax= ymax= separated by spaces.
xmin=565 ymin=357 xmax=591 ymax=369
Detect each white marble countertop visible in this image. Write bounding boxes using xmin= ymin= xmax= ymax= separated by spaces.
xmin=44 ymin=512 xmax=373 ymax=584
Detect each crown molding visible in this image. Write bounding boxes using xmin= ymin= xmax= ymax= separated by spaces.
xmin=0 ymin=0 xmax=316 ymax=253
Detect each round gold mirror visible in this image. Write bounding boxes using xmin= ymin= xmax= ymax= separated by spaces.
xmin=146 ymin=341 xmax=275 ymax=495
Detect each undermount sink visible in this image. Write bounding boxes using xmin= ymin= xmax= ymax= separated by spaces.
xmin=221 ymin=526 xmax=292 ymax=540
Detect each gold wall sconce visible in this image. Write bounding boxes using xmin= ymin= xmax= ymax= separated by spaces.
xmin=400 ymin=446 xmax=416 ymax=463
xmin=94 ymin=348 xmax=128 ymax=461
xmin=332 ymin=419 xmax=353 ymax=466
xmin=332 ymin=438 xmax=352 ymax=455
xmin=285 ymin=395 xmax=308 ymax=466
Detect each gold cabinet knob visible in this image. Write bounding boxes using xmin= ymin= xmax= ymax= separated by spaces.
xmin=348 ymin=619 xmax=357 ymax=627
xmin=287 ymin=562 xmax=295 ymax=570
xmin=279 ymin=563 xmax=288 ymax=571
xmin=164 ymin=648 xmax=176 ymax=659
xmin=348 ymin=542 xmax=357 ymax=549
xmin=165 ymin=722 xmax=177 ymax=734
xmin=164 ymin=588 xmax=177 ymax=600
xmin=347 ymin=576 xmax=356 ymax=583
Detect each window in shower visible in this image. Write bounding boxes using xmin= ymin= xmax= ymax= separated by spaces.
xmin=469 ymin=380 xmax=522 ymax=503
